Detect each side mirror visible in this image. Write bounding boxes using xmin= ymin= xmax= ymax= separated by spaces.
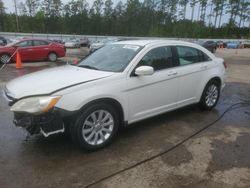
xmin=135 ymin=66 xmax=154 ymax=76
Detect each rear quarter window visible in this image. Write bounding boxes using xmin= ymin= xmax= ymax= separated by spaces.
xmin=176 ymin=46 xmax=211 ymax=66
xmin=33 ymin=40 xmax=49 ymax=46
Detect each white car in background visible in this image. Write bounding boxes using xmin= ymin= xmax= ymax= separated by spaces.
xmin=89 ymin=41 xmax=105 ymax=52
xmin=9 ymin=37 xmax=27 ymax=43
xmin=4 ymin=40 xmax=226 ymax=150
xmin=64 ymin=38 xmax=80 ymax=48
xmin=90 ymin=38 xmax=119 ymax=53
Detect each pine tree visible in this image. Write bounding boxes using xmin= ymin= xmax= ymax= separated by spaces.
xmin=179 ymin=0 xmax=189 ymax=19
xmin=0 ymin=0 xmax=5 ymax=31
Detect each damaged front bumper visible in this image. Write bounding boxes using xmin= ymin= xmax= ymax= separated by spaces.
xmin=13 ymin=108 xmax=71 ymax=137
xmin=3 ymin=88 xmax=73 ymax=137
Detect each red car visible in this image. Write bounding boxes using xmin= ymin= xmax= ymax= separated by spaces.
xmin=0 ymin=38 xmax=66 ymax=64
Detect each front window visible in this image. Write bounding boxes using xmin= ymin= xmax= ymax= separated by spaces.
xmin=137 ymin=46 xmax=174 ymax=71
xmin=78 ymin=44 xmax=142 ymax=72
xmin=15 ymin=40 xmax=33 ymax=48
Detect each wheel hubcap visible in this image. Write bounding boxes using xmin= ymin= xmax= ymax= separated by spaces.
xmin=82 ymin=110 xmax=114 ymax=146
xmin=205 ymin=84 xmax=218 ymax=107
xmin=49 ymin=53 xmax=56 ymax=61
xmin=1 ymin=55 xmax=10 ymax=64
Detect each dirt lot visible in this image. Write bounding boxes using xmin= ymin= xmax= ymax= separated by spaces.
xmin=0 ymin=48 xmax=250 ymax=188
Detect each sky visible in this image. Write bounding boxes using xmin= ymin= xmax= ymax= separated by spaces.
xmin=3 ymin=0 xmax=98 ymax=11
xmin=2 ymin=0 xmax=242 ymax=27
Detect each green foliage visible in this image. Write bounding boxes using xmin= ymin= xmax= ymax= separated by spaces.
xmin=0 ymin=0 xmax=5 ymax=31
xmin=0 ymin=0 xmax=249 ymax=38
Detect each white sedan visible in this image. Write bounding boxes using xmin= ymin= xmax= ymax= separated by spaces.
xmin=4 ymin=40 xmax=226 ymax=150
xmin=64 ymin=39 xmax=80 ymax=48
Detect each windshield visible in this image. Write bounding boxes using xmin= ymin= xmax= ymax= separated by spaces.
xmin=5 ymin=41 xmax=17 ymax=47
xmin=78 ymin=44 xmax=142 ymax=72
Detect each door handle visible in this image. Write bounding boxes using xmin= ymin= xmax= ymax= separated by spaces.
xmin=44 ymin=48 xmax=49 ymax=50
xmin=168 ymin=71 xmax=177 ymax=76
xmin=200 ymin=65 xmax=208 ymax=70
xmin=27 ymin=49 xmax=33 ymax=51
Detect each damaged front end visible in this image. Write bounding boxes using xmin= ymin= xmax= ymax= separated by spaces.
xmin=13 ymin=110 xmax=65 ymax=137
xmin=3 ymin=88 xmax=68 ymax=137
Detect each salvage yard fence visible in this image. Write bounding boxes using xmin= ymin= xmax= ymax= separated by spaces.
xmin=0 ymin=32 xmax=249 ymax=43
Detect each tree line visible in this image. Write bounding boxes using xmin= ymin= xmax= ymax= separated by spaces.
xmin=0 ymin=0 xmax=249 ymax=39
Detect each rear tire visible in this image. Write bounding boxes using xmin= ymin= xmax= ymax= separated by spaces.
xmin=48 ymin=52 xmax=57 ymax=62
xmin=199 ymin=80 xmax=220 ymax=110
xmin=70 ymin=103 xmax=119 ymax=150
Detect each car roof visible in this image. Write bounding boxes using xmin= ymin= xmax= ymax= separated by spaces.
xmin=114 ymin=39 xmax=197 ymax=47
xmin=15 ymin=38 xmax=51 ymax=44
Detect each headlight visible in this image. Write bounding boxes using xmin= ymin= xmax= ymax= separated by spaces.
xmin=10 ymin=96 xmax=61 ymax=114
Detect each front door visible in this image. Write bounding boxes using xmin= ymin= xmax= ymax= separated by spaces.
xmin=126 ymin=46 xmax=179 ymax=123
xmin=15 ymin=40 xmax=34 ymax=61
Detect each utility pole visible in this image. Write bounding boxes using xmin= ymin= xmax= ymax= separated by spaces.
xmin=13 ymin=0 xmax=19 ymax=32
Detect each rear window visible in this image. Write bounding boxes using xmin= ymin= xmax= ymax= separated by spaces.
xmin=33 ymin=40 xmax=49 ymax=46
xmin=176 ymin=46 xmax=211 ymax=66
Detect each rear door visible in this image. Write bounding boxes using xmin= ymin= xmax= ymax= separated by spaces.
xmin=173 ymin=45 xmax=212 ymax=107
xmin=32 ymin=40 xmax=50 ymax=60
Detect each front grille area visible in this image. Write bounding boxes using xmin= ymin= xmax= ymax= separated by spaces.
xmin=14 ymin=112 xmax=64 ymax=135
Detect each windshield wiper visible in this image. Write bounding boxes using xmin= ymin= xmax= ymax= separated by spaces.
xmin=78 ymin=65 xmax=99 ymax=70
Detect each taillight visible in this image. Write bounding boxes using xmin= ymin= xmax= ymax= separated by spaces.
xmin=223 ymin=61 xmax=227 ymax=69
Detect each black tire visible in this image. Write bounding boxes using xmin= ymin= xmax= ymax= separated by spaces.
xmin=70 ymin=103 xmax=119 ymax=150
xmin=199 ymin=80 xmax=220 ymax=110
xmin=0 ymin=53 xmax=11 ymax=64
xmin=48 ymin=52 xmax=57 ymax=62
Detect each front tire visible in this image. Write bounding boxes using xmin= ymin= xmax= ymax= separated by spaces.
xmin=199 ymin=80 xmax=220 ymax=110
xmin=0 ymin=54 xmax=11 ymax=64
xmin=71 ymin=103 xmax=119 ymax=150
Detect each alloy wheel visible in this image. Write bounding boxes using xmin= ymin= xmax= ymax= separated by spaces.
xmin=0 ymin=54 xmax=10 ymax=64
xmin=205 ymin=84 xmax=218 ymax=107
xmin=48 ymin=53 xmax=57 ymax=62
xmin=82 ymin=110 xmax=114 ymax=146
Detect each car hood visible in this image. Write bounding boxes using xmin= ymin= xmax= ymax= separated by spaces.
xmin=5 ymin=65 xmax=114 ymax=99
xmin=0 ymin=46 xmax=14 ymax=51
